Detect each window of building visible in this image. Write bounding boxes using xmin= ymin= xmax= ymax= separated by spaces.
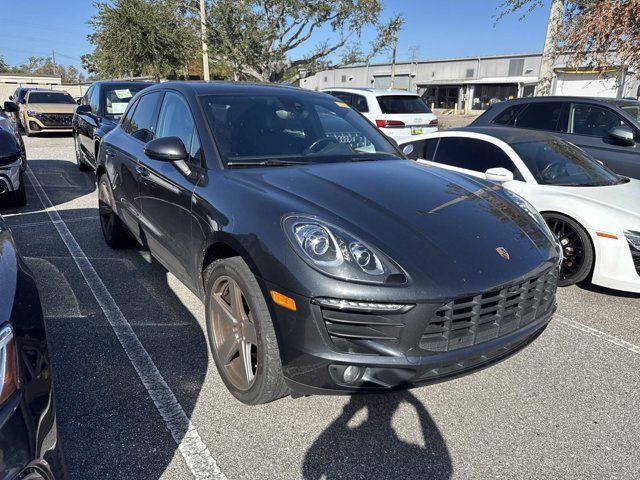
xmin=508 ymin=58 xmax=525 ymax=77
xmin=341 ymin=75 xmax=347 ymax=83
xmin=568 ymin=103 xmax=626 ymax=137
xmin=465 ymin=68 xmax=475 ymax=78
xmin=434 ymin=137 xmax=521 ymax=178
xmin=514 ymin=102 xmax=563 ymax=131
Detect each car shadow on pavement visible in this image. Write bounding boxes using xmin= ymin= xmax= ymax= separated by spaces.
xmin=577 ymin=281 xmax=640 ymax=299
xmin=303 ymin=391 xmax=452 ymax=480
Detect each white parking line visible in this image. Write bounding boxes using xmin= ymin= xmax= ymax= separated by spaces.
xmin=26 ymin=168 xmax=226 ymax=480
xmin=555 ymin=314 xmax=640 ymax=356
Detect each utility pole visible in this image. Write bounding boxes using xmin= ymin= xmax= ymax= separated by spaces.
xmin=389 ymin=35 xmax=398 ymax=90
xmin=51 ymin=49 xmax=57 ymax=77
xmin=536 ymin=0 xmax=564 ymax=96
xmin=199 ymin=0 xmax=210 ymax=81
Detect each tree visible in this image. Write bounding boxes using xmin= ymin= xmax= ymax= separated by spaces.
xmin=205 ymin=0 xmax=404 ymax=83
xmin=0 ymin=55 xmax=8 ymax=72
xmin=84 ymin=0 xmax=199 ymax=80
xmin=498 ymin=1 xmax=640 ymax=94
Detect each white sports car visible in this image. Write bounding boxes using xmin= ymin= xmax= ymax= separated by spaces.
xmin=398 ymin=127 xmax=640 ymax=293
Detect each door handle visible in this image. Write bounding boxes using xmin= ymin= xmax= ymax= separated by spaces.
xmin=136 ymin=165 xmax=150 ymax=177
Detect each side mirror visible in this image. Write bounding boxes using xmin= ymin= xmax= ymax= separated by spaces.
xmin=485 ymin=167 xmax=514 ymax=183
xmin=2 ymin=101 xmax=19 ymax=113
xmin=76 ymin=104 xmax=92 ymax=115
xmin=76 ymin=98 xmax=82 ymax=105
xmin=608 ymin=125 xmax=635 ymax=146
xmin=8 ymin=95 xmax=13 ymax=100
xmin=144 ymin=136 xmax=191 ymax=176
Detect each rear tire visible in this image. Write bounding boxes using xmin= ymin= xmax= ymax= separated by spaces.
xmin=204 ymin=257 xmax=288 ymax=405
xmin=98 ymin=174 xmax=132 ymax=249
xmin=543 ymin=212 xmax=594 ymax=286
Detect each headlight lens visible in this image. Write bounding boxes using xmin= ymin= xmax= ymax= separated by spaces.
xmin=0 ymin=324 xmax=18 ymax=407
xmin=504 ymin=190 xmax=555 ymax=240
xmin=284 ymin=215 xmax=405 ymax=284
xmin=625 ymin=230 xmax=640 ymax=251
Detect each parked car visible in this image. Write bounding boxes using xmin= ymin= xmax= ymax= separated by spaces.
xmin=0 ymin=214 xmax=62 ymax=479
xmin=399 ymin=126 xmax=640 ymax=292
xmin=8 ymin=87 xmax=35 ymax=131
xmin=97 ymin=82 xmax=560 ymax=404
xmin=73 ymin=80 xmax=153 ymax=171
xmin=471 ymin=96 xmax=640 ymax=180
xmin=322 ymin=88 xmax=438 ymax=139
xmin=0 ymin=112 xmax=27 ymax=207
xmin=18 ymin=90 xmax=76 ymax=137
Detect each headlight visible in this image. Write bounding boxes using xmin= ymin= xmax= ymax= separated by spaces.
xmin=0 ymin=324 xmax=18 ymax=407
xmin=504 ymin=190 xmax=555 ymax=240
xmin=283 ymin=214 xmax=406 ymax=284
xmin=625 ymin=230 xmax=640 ymax=251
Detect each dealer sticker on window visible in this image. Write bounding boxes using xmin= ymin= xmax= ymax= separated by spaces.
xmin=335 ymin=101 xmax=350 ymax=109
xmin=114 ymin=89 xmax=133 ymax=99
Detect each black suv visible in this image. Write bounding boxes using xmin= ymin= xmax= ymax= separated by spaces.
xmin=72 ymin=80 xmax=152 ymax=171
xmin=96 ymin=82 xmax=560 ymax=404
xmin=471 ymin=96 xmax=640 ymax=179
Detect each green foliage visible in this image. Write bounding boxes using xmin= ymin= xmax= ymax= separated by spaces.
xmin=85 ymin=0 xmax=199 ymax=80
xmin=206 ymin=0 xmax=404 ymax=83
xmin=0 ymin=55 xmax=8 ymax=72
xmin=0 ymin=55 xmax=85 ymax=83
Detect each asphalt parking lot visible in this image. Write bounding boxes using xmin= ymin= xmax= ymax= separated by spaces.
xmin=2 ymin=135 xmax=640 ymax=480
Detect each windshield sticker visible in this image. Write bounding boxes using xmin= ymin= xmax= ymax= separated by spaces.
xmin=114 ymin=89 xmax=132 ymax=99
xmin=335 ymin=101 xmax=349 ymax=108
xmin=109 ymin=102 xmax=128 ymax=114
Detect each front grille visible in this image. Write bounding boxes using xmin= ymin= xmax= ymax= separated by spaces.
xmin=421 ymin=267 xmax=558 ymax=352
xmin=38 ymin=113 xmax=73 ymax=127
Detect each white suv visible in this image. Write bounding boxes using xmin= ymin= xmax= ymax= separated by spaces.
xmin=322 ymin=88 xmax=438 ymax=139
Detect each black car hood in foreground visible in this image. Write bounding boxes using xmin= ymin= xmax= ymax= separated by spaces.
xmin=224 ymin=160 xmax=557 ymax=297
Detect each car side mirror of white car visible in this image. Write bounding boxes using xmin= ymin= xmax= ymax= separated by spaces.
xmin=485 ymin=167 xmax=514 ymax=183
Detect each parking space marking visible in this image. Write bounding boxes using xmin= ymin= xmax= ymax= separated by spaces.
xmin=26 ymin=168 xmax=227 ymax=480
xmin=7 ymin=215 xmax=96 ymax=229
xmin=555 ymin=314 xmax=640 ymax=356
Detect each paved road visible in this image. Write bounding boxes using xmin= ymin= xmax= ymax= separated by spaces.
xmin=2 ymin=135 xmax=639 ymax=480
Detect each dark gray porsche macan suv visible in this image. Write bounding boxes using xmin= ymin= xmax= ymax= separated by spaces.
xmin=96 ymin=82 xmax=561 ymax=404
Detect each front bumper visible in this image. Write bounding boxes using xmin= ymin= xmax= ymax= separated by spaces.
xmin=590 ymin=229 xmax=640 ymax=293
xmin=25 ymin=114 xmax=72 ymax=133
xmin=266 ymin=267 xmax=558 ymax=394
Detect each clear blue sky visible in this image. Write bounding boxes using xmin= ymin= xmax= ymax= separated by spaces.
xmin=0 ymin=0 xmax=552 ymax=73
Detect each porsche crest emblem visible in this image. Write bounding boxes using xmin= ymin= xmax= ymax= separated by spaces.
xmin=496 ymin=247 xmax=510 ymax=260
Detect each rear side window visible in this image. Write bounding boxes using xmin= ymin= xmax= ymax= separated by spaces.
xmin=330 ymin=91 xmax=353 ymax=104
xmin=434 ymin=137 xmax=521 ymax=177
xmin=127 ymin=92 xmax=162 ymax=143
xmin=352 ymin=94 xmax=369 ymax=113
xmin=377 ymin=95 xmax=431 ymax=114
xmin=514 ymin=102 xmax=563 ymax=131
xmin=492 ymin=105 xmax=523 ymax=126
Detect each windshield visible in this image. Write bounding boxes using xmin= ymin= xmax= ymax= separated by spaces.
xmin=377 ymin=95 xmax=431 ymax=114
xmin=511 ymin=138 xmax=622 ymax=186
xmin=28 ymin=91 xmax=75 ymax=104
xmin=199 ymin=93 xmax=402 ymax=167
xmin=103 ymin=85 xmax=147 ymax=117
xmin=620 ymin=104 xmax=640 ymax=124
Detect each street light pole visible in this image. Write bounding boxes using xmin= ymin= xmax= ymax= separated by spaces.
xmin=200 ymin=0 xmax=210 ymax=81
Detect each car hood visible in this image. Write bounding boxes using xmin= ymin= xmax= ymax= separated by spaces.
xmin=226 ymin=160 xmax=557 ymax=295
xmin=26 ymin=103 xmax=75 ymax=114
xmin=550 ymin=178 xmax=640 ymax=220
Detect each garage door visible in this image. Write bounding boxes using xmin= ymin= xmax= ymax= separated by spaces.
xmin=554 ymin=72 xmax=620 ymax=97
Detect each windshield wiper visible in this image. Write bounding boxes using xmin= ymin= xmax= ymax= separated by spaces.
xmin=226 ymin=159 xmax=310 ymax=168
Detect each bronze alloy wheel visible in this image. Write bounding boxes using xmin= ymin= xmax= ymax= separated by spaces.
xmin=209 ymin=275 xmax=259 ymax=391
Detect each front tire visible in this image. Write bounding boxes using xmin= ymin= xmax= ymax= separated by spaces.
xmin=98 ymin=174 xmax=131 ymax=249
xmin=74 ymin=134 xmax=91 ymax=171
xmin=544 ymin=213 xmax=594 ymax=286
xmin=204 ymin=257 xmax=288 ymax=405
xmin=1 ymin=171 xmax=27 ymax=208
